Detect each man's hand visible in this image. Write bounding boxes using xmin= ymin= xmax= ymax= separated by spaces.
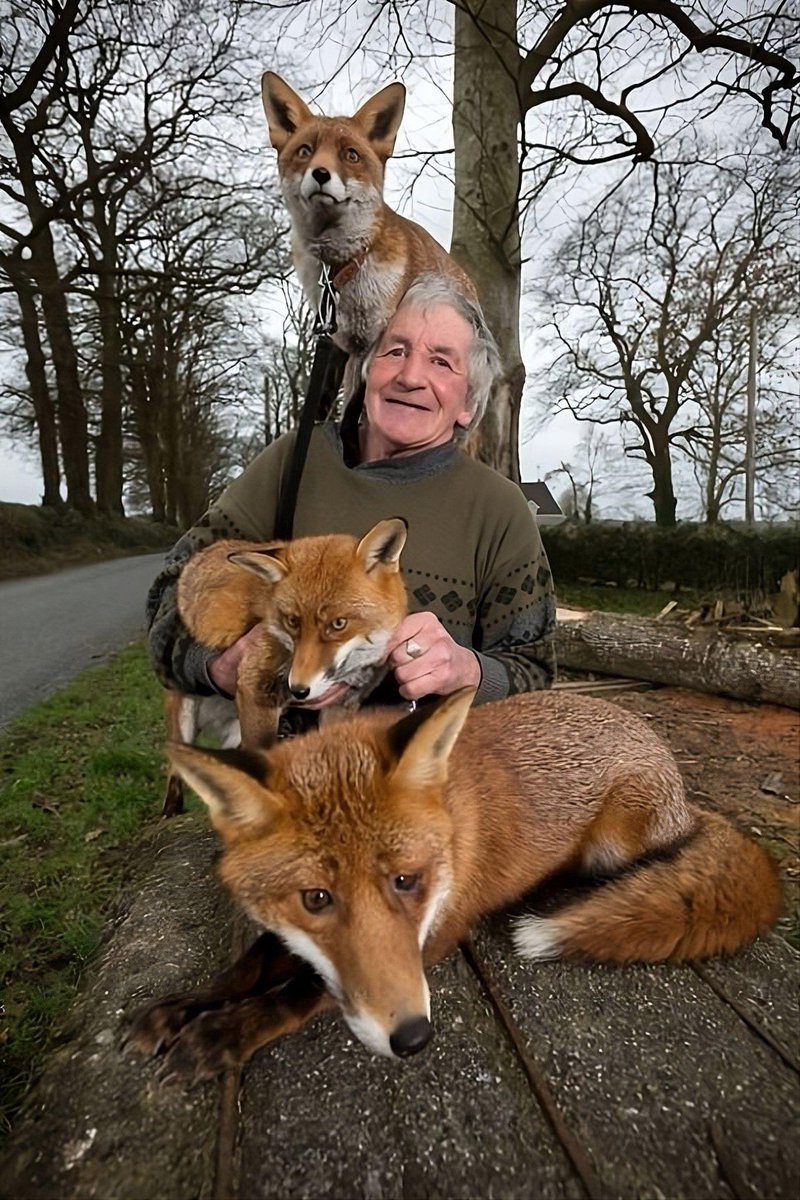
xmin=207 ymin=626 xmax=263 ymax=697
xmin=386 ymin=612 xmax=481 ymax=701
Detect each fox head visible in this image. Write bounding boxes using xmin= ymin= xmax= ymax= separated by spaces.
xmin=167 ymin=687 xmax=475 ymax=1058
xmin=261 ymin=72 xmax=405 ymax=235
xmin=228 ymin=518 xmax=407 ymax=704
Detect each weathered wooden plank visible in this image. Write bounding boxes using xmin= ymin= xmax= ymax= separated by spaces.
xmin=470 ymin=922 xmax=800 ymax=1200
xmin=237 ymin=950 xmax=585 ymax=1200
xmin=692 ymin=934 xmax=800 ymax=1071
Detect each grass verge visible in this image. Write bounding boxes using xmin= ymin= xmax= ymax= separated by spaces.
xmin=557 ymin=582 xmax=707 ymax=616
xmin=0 ymin=641 xmax=179 ymax=1138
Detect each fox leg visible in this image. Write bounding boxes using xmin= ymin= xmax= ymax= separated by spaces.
xmin=236 ymin=695 xmax=282 ymax=748
xmin=125 ymin=931 xmax=306 ymax=1056
xmin=513 ymin=770 xmax=696 ymax=962
xmin=576 ymin=771 xmax=693 ymax=876
xmin=157 ymin=968 xmax=334 ymax=1083
xmin=162 ymin=692 xmax=199 ymax=817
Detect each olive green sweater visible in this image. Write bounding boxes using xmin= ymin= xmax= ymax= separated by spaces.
xmin=146 ymin=425 xmax=556 ymax=705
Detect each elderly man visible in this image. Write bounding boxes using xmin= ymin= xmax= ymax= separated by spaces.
xmin=147 ymin=274 xmax=555 ymax=708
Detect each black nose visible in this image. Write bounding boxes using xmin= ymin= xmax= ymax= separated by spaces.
xmin=289 ymin=684 xmax=310 ymax=700
xmin=312 ymin=167 xmax=330 ymax=185
xmin=390 ymin=1016 xmax=432 ymax=1058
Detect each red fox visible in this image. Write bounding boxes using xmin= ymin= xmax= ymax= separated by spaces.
xmin=130 ymin=689 xmax=780 ymax=1077
xmin=162 ymin=518 xmax=407 ymax=816
xmin=261 ymin=72 xmax=476 ymax=360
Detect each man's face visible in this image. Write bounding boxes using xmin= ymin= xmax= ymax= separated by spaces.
xmin=362 ymin=303 xmax=474 ymax=460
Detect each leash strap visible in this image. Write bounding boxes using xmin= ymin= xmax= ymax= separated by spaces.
xmin=274 ymin=265 xmax=348 ymax=539
xmin=274 ymin=334 xmax=347 ymax=539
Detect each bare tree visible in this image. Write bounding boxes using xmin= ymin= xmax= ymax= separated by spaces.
xmin=261 ymin=282 xmax=317 ymax=446
xmin=686 ymin=305 xmax=799 ymax=521
xmin=1 ymin=0 xmax=92 ymax=512
xmin=537 ymin=148 xmax=797 ymax=524
xmin=545 ymin=427 xmax=607 ymax=521
xmin=0 ymin=0 xmax=284 ymax=514
xmin=120 ymin=166 xmax=287 ymax=524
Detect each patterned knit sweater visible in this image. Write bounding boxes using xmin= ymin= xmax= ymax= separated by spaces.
xmin=146 ymin=424 xmax=556 ymax=705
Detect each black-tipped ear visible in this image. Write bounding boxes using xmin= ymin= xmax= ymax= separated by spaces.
xmin=356 ymin=518 xmax=407 ymax=573
xmin=261 ymin=72 xmax=315 ymax=152
xmin=388 ymin=688 xmax=475 ymax=788
xmin=351 ymin=82 xmax=405 ymax=160
xmin=228 ymin=545 xmax=288 ymax=585
xmin=166 ymin=742 xmax=282 ymax=838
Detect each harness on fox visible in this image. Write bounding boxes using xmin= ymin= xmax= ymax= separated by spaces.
xmin=274 ymin=264 xmax=349 ymax=540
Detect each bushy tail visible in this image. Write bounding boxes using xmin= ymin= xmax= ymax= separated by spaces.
xmin=512 ymin=810 xmax=781 ymax=964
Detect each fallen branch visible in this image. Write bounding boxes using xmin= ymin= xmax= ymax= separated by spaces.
xmin=554 ymin=612 xmax=800 ymax=710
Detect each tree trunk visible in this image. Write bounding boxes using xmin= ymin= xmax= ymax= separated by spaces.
xmin=36 ymin=245 xmax=93 ymax=515
xmin=94 ymin=219 xmax=125 ymax=516
xmin=451 ymin=0 xmax=523 ymax=482
xmin=554 ymin=613 xmax=799 ymax=709
xmin=14 ymin=271 xmax=61 ymax=506
xmin=646 ymin=433 xmax=677 ymax=526
xmin=10 ymin=122 xmax=93 ymax=514
xmin=129 ymin=359 xmax=167 ymax=522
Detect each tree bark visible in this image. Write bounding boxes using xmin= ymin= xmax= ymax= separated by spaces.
xmin=646 ymin=435 xmax=678 ymax=527
xmin=35 ymin=243 xmax=93 ymax=515
xmin=10 ymin=120 xmax=93 ymax=514
xmin=94 ymin=215 xmax=125 ymax=516
xmin=451 ymin=0 xmax=523 ymax=481
xmin=554 ymin=613 xmax=799 ymax=709
xmin=13 ymin=270 xmax=62 ymax=506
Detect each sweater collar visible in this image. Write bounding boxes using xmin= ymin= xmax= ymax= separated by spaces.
xmin=324 ymin=421 xmax=460 ymax=481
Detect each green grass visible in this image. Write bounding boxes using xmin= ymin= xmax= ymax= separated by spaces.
xmin=0 ymin=641 xmax=178 ymax=1137
xmin=557 ymin=582 xmax=707 ymax=616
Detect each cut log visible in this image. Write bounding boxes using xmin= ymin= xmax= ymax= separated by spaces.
xmin=554 ymin=612 xmax=800 ymax=710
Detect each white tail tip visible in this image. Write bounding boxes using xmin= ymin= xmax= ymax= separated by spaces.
xmin=511 ymin=915 xmax=562 ymax=961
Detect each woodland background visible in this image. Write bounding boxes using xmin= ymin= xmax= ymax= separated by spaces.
xmin=1 ymin=0 xmax=798 ymax=530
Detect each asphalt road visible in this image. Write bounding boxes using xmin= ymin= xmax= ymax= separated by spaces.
xmin=0 ymin=552 xmax=167 ymax=729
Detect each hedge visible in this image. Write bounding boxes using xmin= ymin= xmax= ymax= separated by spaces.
xmin=540 ymin=520 xmax=799 ymax=594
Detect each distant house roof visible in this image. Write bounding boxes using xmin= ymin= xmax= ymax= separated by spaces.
xmin=519 ymin=481 xmax=563 ymax=521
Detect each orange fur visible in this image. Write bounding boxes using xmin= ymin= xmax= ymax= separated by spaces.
xmin=167 ymin=690 xmax=781 ymax=1058
xmin=161 ymin=520 xmax=407 ymax=816
xmin=261 ymin=72 xmax=475 ymax=359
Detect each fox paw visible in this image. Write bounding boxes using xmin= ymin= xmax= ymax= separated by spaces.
xmin=156 ymin=1009 xmax=248 ymax=1085
xmin=122 ymin=994 xmax=203 ymax=1057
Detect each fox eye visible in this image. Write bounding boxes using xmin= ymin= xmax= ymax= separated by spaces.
xmin=344 ymin=147 xmax=360 ymax=163
xmin=302 ymin=888 xmax=333 ymax=913
xmin=393 ymin=873 xmax=421 ymax=894
xmin=330 ymin=617 xmax=347 ymax=632
xmin=283 ymin=613 xmax=300 ymax=632
xmin=297 ymin=144 xmax=312 ymax=159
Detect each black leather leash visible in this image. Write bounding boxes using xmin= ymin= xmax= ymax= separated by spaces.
xmin=274 ymin=265 xmax=348 ymax=539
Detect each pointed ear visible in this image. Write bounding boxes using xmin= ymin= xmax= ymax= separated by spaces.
xmin=356 ymin=518 xmax=407 ymax=574
xmin=351 ymin=82 xmax=406 ymax=160
xmin=228 ymin=545 xmax=287 ymax=585
xmin=167 ymin=743 xmax=283 ymax=839
xmin=261 ymin=72 xmax=315 ymax=152
xmin=388 ymin=688 xmax=475 ymax=789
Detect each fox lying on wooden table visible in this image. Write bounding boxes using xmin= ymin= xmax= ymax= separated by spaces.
xmin=128 ymin=687 xmax=780 ymax=1080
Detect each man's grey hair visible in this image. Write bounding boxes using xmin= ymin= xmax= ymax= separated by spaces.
xmin=362 ymin=273 xmax=501 ymax=430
